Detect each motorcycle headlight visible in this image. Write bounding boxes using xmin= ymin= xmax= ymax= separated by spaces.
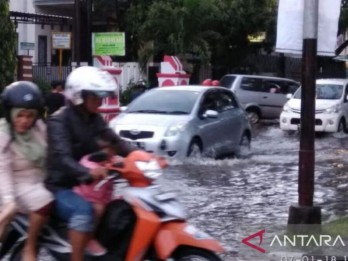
xmin=325 ymin=104 xmax=341 ymax=114
xmin=283 ymin=104 xmax=292 ymax=113
xmin=135 ymin=160 xmax=162 ymax=179
xmin=165 ymin=122 xmax=187 ymax=137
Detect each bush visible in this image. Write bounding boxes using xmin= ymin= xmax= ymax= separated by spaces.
xmin=120 ymin=80 xmax=148 ymax=106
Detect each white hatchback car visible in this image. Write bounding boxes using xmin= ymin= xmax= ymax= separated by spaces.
xmin=280 ymin=79 xmax=348 ymax=133
xmin=109 ymin=86 xmax=251 ymax=159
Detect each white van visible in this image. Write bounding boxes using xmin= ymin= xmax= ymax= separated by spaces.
xmin=280 ymin=79 xmax=348 ymax=133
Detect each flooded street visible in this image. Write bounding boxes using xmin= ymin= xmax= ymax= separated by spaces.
xmin=161 ymin=122 xmax=348 ymax=259
xmin=15 ymin=122 xmax=348 ymax=261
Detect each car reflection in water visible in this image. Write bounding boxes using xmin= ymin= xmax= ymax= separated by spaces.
xmin=109 ymin=85 xmax=252 ymax=159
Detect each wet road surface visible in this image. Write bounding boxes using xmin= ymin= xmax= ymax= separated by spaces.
xmin=12 ymin=122 xmax=348 ymax=260
xmin=161 ymin=122 xmax=348 ymax=259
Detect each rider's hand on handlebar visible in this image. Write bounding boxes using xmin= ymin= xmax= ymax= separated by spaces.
xmin=89 ymin=167 xmax=108 ymax=180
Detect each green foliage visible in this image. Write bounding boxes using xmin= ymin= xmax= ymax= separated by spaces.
xmin=120 ymin=80 xmax=147 ymax=106
xmin=127 ymin=0 xmax=219 ymax=68
xmin=126 ymin=0 xmax=276 ymax=73
xmin=0 ymin=0 xmax=16 ymax=90
xmin=209 ymin=0 xmax=275 ymax=71
xmin=119 ymin=85 xmax=134 ymax=106
xmin=340 ymin=0 xmax=348 ymax=32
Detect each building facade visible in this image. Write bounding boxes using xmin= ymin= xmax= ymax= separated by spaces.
xmin=10 ymin=0 xmax=73 ymax=65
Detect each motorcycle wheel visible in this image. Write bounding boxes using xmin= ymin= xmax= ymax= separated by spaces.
xmin=172 ymin=248 xmax=222 ymax=261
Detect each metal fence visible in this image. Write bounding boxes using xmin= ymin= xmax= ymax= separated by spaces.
xmin=32 ymin=55 xmax=346 ymax=88
xmin=32 ymin=64 xmax=72 ymax=84
xmin=32 ymin=62 xmax=145 ymax=90
xmin=113 ymin=62 xmax=146 ymax=90
xmin=244 ymin=54 xmax=346 ymax=82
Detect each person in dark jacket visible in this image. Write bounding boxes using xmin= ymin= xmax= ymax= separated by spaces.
xmin=45 ymin=80 xmax=66 ymax=116
xmin=45 ymin=66 xmax=135 ymax=261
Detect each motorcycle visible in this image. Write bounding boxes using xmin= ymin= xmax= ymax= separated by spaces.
xmin=0 ymin=150 xmax=225 ymax=260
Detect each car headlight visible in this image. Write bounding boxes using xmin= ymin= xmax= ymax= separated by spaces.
xmin=283 ymin=104 xmax=292 ymax=113
xmin=325 ymin=104 xmax=341 ymax=114
xmin=165 ymin=121 xmax=187 ymax=137
xmin=135 ymin=160 xmax=162 ymax=179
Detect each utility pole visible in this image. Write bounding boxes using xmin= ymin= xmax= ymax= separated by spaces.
xmin=288 ymin=0 xmax=321 ymax=224
xmin=73 ymin=0 xmax=81 ymax=66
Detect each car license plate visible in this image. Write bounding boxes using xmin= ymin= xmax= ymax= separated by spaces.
xmin=131 ymin=141 xmax=145 ymax=149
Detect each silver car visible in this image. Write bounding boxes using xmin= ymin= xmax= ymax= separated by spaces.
xmin=109 ymin=86 xmax=252 ymax=159
xmin=220 ymin=74 xmax=300 ymax=123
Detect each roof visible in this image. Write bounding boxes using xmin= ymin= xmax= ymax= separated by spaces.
xmin=316 ymin=78 xmax=348 ymax=85
xmin=10 ymin=11 xmax=72 ymax=25
xmin=222 ymin=74 xmax=297 ymax=81
xmin=155 ymin=85 xmax=224 ymax=92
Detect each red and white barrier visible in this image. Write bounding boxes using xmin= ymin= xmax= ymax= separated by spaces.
xmin=93 ymin=56 xmax=122 ymax=122
xmin=156 ymin=55 xmax=190 ymax=87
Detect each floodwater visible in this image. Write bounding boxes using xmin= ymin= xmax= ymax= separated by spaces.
xmin=161 ymin=122 xmax=348 ymax=260
xmin=10 ymin=122 xmax=348 ymax=260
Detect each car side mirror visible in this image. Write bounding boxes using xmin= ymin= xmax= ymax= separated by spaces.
xmin=204 ymin=110 xmax=218 ymax=118
xmin=120 ymin=106 xmax=128 ymax=112
xmin=286 ymin=93 xmax=293 ymax=99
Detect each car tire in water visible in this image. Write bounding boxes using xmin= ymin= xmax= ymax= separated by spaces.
xmin=246 ymin=109 xmax=260 ymax=124
xmin=187 ymin=139 xmax=202 ymax=157
xmin=338 ymin=118 xmax=346 ymax=133
xmin=171 ymin=248 xmax=222 ymax=261
xmin=238 ymin=132 xmax=251 ymax=157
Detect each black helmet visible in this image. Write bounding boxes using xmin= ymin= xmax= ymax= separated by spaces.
xmin=1 ymin=81 xmax=44 ymax=123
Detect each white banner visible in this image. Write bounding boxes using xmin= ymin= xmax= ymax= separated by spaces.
xmin=276 ymin=0 xmax=341 ymax=56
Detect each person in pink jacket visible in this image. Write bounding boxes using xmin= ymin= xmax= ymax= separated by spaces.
xmin=0 ymin=81 xmax=54 ymax=261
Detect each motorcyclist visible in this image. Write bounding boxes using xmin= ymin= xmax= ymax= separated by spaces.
xmin=44 ymin=66 xmax=136 ymax=261
xmin=0 ymin=81 xmax=54 ymax=261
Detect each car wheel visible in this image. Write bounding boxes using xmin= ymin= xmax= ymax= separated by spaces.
xmin=338 ymin=118 xmax=346 ymax=133
xmin=246 ymin=109 xmax=260 ymax=124
xmin=187 ymin=139 xmax=202 ymax=157
xmin=238 ymin=132 xmax=251 ymax=157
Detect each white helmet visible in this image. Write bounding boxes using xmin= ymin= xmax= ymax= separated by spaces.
xmin=65 ymin=66 xmax=117 ymax=105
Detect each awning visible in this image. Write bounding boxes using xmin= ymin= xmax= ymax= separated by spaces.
xmin=10 ymin=11 xmax=72 ymax=25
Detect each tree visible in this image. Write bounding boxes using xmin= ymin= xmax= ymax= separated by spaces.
xmin=127 ymin=0 xmax=221 ymax=71
xmin=0 ymin=0 xmax=16 ymax=89
xmin=126 ymin=0 xmax=275 ymax=75
xmin=209 ymin=0 xmax=276 ymax=74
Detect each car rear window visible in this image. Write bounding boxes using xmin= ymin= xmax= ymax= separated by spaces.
xmin=220 ymin=76 xmax=236 ymax=88
xmin=127 ymin=90 xmax=200 ymax=114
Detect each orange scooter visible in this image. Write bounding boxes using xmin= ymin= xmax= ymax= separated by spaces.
xmin=0 ymin=150 xmax=225 ymax=261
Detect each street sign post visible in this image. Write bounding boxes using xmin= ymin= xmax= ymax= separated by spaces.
xmin=52 ymin=32 xmax=71 ymax=80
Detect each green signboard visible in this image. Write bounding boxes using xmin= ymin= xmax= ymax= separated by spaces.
xmin=92 ymin=32 xmax=125 ymax=56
